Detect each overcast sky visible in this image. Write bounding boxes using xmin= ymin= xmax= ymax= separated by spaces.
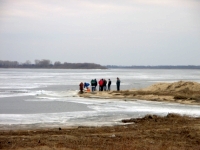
xmin=0 ymin=0 xmax=200 ymax=65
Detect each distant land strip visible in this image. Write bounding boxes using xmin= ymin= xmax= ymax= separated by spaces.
xmin=0 ymin=60 xmax=200 ymax=69
xmin=0 ymin=60 xmax=106 ymax=69
xmin=106 ymin=65 xmax=200 ymax=69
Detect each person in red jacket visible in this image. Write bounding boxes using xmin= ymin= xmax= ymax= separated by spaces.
xmin=98 ymin=79 xmax=101 ymax=91
xmin=79 ymin=82 xmax=84 ymax=93
xmin=99 ymin=79 xmax=104 ymax=91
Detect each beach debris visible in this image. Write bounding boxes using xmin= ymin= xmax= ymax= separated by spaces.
xmin=113 ymin=93 xmax=121 ymax=95
xmin=59 ymin=127 xmax=62 ymax=130
xmin=110 ymin=134 xmax=116 ymax=138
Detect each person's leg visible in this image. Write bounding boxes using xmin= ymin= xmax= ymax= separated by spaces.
xmin=117 ymin=85 xmax=119 ymax=91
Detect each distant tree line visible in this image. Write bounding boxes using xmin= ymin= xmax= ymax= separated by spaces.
xmin=1 ymin=60 xmax=199 ymax=69
xmin=106 ymin=65 xmax=200 ymax=69
xmin=0 ymin=60 xmax=107 ymax=69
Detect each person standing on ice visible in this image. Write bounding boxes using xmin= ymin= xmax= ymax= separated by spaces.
xmin=108 ymin=79 xmax=111 ymax=91
xmin=103 ymin=79 xmax=107 ymax=91
xmin=116 ymin=77 xmax=120 ymax=91
xmin=79 ymin=82 xmax=84 ymax=93
xmin=98 ymin=79 xmax=104 ymax=91
xmin=91 ymin=79 xmax=95 ymax=92
xmin=94 ymin=79 xmax=97 ymax=91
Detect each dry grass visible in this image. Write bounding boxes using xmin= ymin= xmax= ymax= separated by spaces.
xmin=111 ymin=90 xmax=200 ymax=102
xmin=1 ymin=114 xmax=200 ymax=150
xmin=110 ymin=81 xmax=200 ymax=102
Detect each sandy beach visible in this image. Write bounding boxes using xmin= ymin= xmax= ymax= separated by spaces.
xmin=79 ymin=81 xmax=200 ymax=105
xmin=1 ymin=81 xmax=200 ymax=149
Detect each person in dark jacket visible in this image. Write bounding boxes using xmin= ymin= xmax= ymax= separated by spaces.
xmin=103 ymin=79 xmax=107 ymax=91
xmin=91 ymin=79 xmax=95 ymax=92
xmin=108 ymin=79 xmax=111 ymax=91
xmin=116 ymin=77 xmax=120 ymax=91
xmin=94 ymin=79 xmax=97 ymax=91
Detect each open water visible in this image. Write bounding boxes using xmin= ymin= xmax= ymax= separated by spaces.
xmin=0 ymin=69 xmax=200 ymax=129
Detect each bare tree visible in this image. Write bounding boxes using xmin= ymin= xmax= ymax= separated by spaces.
xmin=25 ymin=60 xmax=31 ymax=65
xmin=0 ymin=60 xmax=19 ymax=68
xmin=54 ymin=61 xmax=61 ymax=67
xmin=35 ymin=59 xmax=40 ymax=65
xmin=39 ymin=59 xmax=51 ymax=67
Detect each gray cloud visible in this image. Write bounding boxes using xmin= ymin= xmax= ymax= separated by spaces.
xmin=0 ymin=0 xmax=200 ymax=65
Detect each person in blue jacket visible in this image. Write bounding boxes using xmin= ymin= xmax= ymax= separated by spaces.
xmin=84 ymin=82 xmax=90 ymax=89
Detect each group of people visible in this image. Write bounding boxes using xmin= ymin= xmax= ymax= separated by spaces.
xmin=79 ymin=77 xmax=120 ymax=93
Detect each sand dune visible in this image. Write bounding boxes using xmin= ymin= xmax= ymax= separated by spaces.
xmin=79 ymin=81 xmax=200 ymax=105
xmin=142 ymin=81 xmax=200 ymax=92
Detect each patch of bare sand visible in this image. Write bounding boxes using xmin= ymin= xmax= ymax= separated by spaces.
xmin=79 ymin=81 xmax=200 ymax=105
xmin=142 ymin=80 xmax=200 ymax=92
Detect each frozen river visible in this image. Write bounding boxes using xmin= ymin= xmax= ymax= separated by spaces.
xmin=0 ymin=69 xmax=200 ymax=129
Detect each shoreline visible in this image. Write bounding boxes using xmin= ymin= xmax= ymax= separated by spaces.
xmin=79 ymin=81 xmax=200 ymax=105
xmin=79 ymin=91 xmax=200 ymax=105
